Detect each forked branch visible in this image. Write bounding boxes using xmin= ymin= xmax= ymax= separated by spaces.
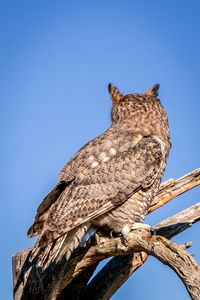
xmin=81 ymin=202 xmax=200 ymax=300
xmin=12 ymin=169 xmax=200 ymax=300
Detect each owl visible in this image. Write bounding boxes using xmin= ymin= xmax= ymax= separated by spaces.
xmin=28 ymin=84 xmax=171 ymax=265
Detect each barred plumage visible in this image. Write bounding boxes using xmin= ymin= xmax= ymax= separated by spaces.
xmin=28 ymin=83 xmax=171 ymax=266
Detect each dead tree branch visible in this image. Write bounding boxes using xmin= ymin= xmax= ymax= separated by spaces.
xmin=150 ymin=167 xmax=200 ymax=212
xmin=12 ymin=169 xmax=200 ymax=300
xmin=81 ymin=202 xmax=200 ymax=300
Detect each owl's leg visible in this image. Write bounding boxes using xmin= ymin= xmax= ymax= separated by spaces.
xmin=121 ymin=224 xmax=131 ymax=238
xmin=121 ymin=223 xmax=152 ymax=240
xmin=121 ymin=223 xmax=154 ymax=246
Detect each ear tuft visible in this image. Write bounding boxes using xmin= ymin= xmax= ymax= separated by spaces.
xmin=108 ymin=83 xmax=123 ymax=104
xmin=145 ymin=84 xmax=159 ymax=97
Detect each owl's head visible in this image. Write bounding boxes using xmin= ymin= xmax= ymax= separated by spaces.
xmin=108 ymin=83 xmax=161 ymax=123
xmin=108 ymin=83 xmax=170 ymax=146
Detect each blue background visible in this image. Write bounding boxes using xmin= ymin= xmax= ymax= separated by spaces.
xmin=1 ymin=1 xmax=200 ymax=299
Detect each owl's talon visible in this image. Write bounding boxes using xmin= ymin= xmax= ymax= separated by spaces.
xmin=110 ymin=230 xmax=114 ymax=237
xmin=94 ymin=233 xmax=100 ymax=244
xmin=109 ymin=230 xmax=119 ymax=238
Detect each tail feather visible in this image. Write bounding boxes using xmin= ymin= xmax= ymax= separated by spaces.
xmin=54 ymin=222 xmax=91 ymax=262
xmin=30 ymin=222 xmax=91 ymax=268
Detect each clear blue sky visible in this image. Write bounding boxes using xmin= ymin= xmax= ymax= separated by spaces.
xmin=1 ymin=1 xmax=200 ymax=299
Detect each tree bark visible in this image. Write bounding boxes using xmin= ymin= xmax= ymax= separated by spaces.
xmin=81 ymin=202 xmax=200 ymax=300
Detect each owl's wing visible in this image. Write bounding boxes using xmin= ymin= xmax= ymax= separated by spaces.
xmin=27 ymin=180 xmax=74 ymax=237
xmin=38 ymin=136 xmax=164 ymax=247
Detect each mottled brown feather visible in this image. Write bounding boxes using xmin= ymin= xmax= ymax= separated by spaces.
xmin=28 ymin=83 xmax=171 ymax=265
xmin=27 ymin=181 xmax=70 ymax=237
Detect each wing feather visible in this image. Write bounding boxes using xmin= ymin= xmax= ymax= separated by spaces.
xmin=38 ymin=136 xmax=164 ymax=247
xmin=27 ymin=180 xmax=71 ymax=237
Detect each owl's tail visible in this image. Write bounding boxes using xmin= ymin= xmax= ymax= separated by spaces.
xmin=30 ymin=222 xmax=92 ymax=268
xmin=54 ymin=222 xmax=92 ymax=262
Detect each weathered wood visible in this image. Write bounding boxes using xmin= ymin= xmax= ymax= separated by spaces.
xmin=12 ymin=169 xmax=200 ymax=300
xmin=81 ymin=202 xmax=200 ymax=300
xmin=150 ymin=167 xmax=200 ymax=212
xmin=144 ymin=236 xmax=200 ymax=300
xmin=57 ymin=263 xmax=98 ymax=300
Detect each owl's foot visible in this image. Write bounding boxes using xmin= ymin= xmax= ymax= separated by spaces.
xmin=121 ymin=223 xmax=154 ymax=246
xmin=131 ymin=223 xmax=155 ymax=235
xmin=131 ymin=223 xmax=151 ymax=231
xmin=121 ymin=224 xmax=131 ymax=245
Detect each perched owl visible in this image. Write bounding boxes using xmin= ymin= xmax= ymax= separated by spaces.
xmin=28 ymin=84 xmax=171 ymax=265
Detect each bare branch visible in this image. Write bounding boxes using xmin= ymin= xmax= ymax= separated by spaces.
xmin=144 ymin=236 xmax=200 ymax=300
xmin=12 ymin=169 xmax=200 ymax=300
xmin=68 ymin=229 xmax=200 ymax=300
xmin=81 ymin=203 xmax=200 ymax=300
xmin=57 ymin=263 xmax=98 ymax=300
xmin=150 ymin=168 xmax=200 ymax=212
